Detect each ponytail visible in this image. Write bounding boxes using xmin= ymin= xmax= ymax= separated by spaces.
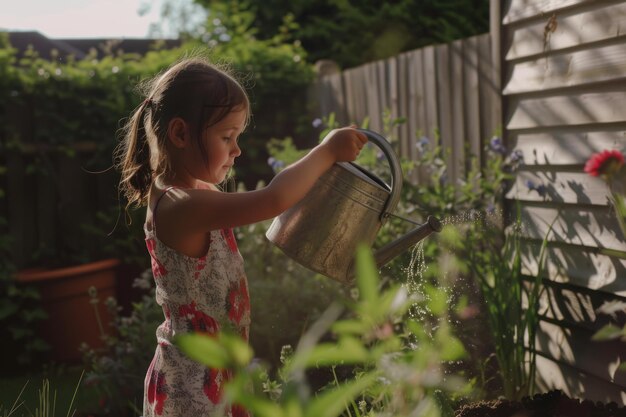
xmin=115 ymin=99 xmax=153 ymax=210
xmin=114 ymin=56 xmax=251 ymax=214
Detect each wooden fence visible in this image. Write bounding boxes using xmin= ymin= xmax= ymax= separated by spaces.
xmin=313 ymin=32 xmax=501 ymax=186
xmin=4 ymin=143 xmax=120 ymax=269
xmin=1 ymin=101 xmax=122 ymax=269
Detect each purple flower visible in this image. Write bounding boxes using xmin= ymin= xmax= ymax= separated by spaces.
xmin=509 ymin=149 xmax=524 ymax=163
xmin=312 ymin=118 xmax=323 ymax=128
xmin=416 ymin=136 xmax=430 ymax=153
xmin=525 ymin=179 xmax=546 ymax=197
xmin=267 ymin=157 xmax=285 ymax=173
xmin=486 ymin=202 xmax=496 ymax=215
xmin=489 ymin=136 xmax=506 ymax=155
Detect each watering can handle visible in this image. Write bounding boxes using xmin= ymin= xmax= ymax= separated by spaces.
xmin=356 ymin=128 xmax=403 ymax=222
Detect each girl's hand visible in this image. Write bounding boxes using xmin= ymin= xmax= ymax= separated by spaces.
xmin=321 ymin=126 xmax=368 ymax=162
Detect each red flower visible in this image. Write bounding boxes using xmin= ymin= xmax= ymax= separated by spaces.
xmin=584 ymin=150 xmax=625 ymax=178
xmin=178 ymin=302 xmax=220 ymax=335
xmin=227 ymin=278 xmax=250 ymax=325
xmin=221 ymin=228 xmax=239 ymax=253
xmin=203 ymin=368 xmax=231 ymax=404
xmin=147 ymin=369 xmax=168 ymax=415
xmin=146 ymin=238 xmax=167 ymax=278
xmin=231 ymin=404 xmax=250 ymax=417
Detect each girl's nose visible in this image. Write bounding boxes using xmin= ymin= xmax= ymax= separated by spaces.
xmin=232 ymin=142 xmax=242 ymax=157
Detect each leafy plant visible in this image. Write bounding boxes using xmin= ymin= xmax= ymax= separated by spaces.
xmin=268 ymin=109 xmax=545 ymax=399
xmin=234 ymin=214 xmax=346 ymax=368
xmin=176 ymin=245 xmax=469 ymax=417
xmin=0 ymin=140 xmax=49 ymax=371
xmin=459 ymin=213 xmax=552 ymax=400
xmin=80 ymin=270 xmax=162 ymax=417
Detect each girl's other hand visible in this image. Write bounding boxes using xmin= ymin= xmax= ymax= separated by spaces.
xmin=321 ymin=126 xmax=368 ymax=162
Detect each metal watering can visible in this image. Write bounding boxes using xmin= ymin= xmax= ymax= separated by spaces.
xmin=266 ymin=128 xmax=442 ymax=283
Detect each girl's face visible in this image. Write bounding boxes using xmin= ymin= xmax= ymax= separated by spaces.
xmin=199 ymin=109 xmax=247 ymax=184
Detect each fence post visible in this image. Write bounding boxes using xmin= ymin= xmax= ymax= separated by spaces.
xmin=311 ymin=59 xmax=347 ymax=125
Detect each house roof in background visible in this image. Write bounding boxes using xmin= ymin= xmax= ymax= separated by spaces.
xmin=5 ymin=31 xmax=181 ymax=62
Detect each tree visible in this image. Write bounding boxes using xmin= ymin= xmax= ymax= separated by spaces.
xmin=193 ymin=0 xmax=490 ymax=68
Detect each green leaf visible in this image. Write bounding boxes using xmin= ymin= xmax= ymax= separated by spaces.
xmin=226 ymin=376 xmax=286 ymax=417
xmin=592 ymin=324 xmax=626 ymax=341
xmin=304 ymin=336 xmax=369 ymax=367
xmin=221 ymin=333 xmax=254 ymax=368
xmin=406 ymin=320 xmax=428 ymax=342
xmin=454 ymin=295 xmax=469 ymax=316
xmin=331 ymin=319 xmax=366 ymax=335
xmin=426 ymin=285 xmax=448 ymax=316
xmin=355 ymin=244 xmax=378 ymax=305
xmin=435 ymin=323 xmax=466 ymax=361
xmin=304 ymin=372 xmax=377 ymax=417
xmin=175 ymin=333 xmax=231 ymax=368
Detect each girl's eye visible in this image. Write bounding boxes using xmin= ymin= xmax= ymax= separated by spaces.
xmin=222 ymin=136 xmax=231 ymax=142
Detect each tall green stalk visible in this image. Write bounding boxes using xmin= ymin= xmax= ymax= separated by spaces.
xmin=468 ymin=213 xmax=553 ymax=399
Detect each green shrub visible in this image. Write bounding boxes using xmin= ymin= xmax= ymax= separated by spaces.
xmin=177 ymin=245 xmax=470 ymax=417
xmin=80 ymin=270 xmax=162 ymax=416
xmin=0 ymin=32 xmax=314 ymax=269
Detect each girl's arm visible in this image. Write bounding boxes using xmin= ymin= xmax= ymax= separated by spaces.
xmin=158 ymin=127 xmax=367 ymax=236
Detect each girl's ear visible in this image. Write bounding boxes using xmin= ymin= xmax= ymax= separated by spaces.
xmin=167 ymin=117 xmax=189 ymax=148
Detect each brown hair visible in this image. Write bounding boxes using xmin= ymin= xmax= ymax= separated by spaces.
xmin=114 ymin=56 xmax=250 ymax=209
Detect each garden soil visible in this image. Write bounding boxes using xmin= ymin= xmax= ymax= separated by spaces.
xmin=455 ymin=390 xmax=626 ymax=417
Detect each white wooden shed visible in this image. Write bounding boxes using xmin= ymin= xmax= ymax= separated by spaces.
xmin=494 ymin=0 xmax=626 ymax=402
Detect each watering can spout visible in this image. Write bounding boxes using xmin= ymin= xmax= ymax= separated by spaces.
xmin=374 ymin=215 xmax=443 ymax=268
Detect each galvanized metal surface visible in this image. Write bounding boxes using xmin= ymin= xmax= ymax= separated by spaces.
xmin=266 ymin=129 xmax=440 ymax=283
xmin=266 ymin=161 xmax=389 ymax=282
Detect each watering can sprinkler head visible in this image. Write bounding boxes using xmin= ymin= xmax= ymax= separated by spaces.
xmin=266 ymin=128 xmax=443 ymax=283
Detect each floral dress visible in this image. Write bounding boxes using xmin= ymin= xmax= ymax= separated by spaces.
xmin=143 ymin=189 xmax=251 ymax=417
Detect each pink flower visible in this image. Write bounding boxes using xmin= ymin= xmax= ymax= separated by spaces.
xmin=584 ymin=150 xmax=624 ymax=178
xmin=586 ymin=150 xmax=626 ymax=238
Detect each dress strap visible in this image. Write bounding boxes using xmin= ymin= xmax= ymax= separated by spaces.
xmin=152 ymin=186 xmax=177 ymax=234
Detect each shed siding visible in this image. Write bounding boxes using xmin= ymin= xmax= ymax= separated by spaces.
xmin=498 ymin=0 xmax=626 ymax=402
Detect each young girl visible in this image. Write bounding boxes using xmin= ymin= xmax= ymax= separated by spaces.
xmin=115 ymin=57 xmax=367 ymax=417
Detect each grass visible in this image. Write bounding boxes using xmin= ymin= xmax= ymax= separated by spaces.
xmin=0 ymin=366 xmax=98 ymax=416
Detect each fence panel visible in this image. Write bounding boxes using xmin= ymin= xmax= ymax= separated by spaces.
xmin=312 ymin=33 xmax=500 ymax=187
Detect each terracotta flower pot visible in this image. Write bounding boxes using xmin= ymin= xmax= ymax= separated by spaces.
xmin=16 ymin=258 xmax=120 ymax=363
